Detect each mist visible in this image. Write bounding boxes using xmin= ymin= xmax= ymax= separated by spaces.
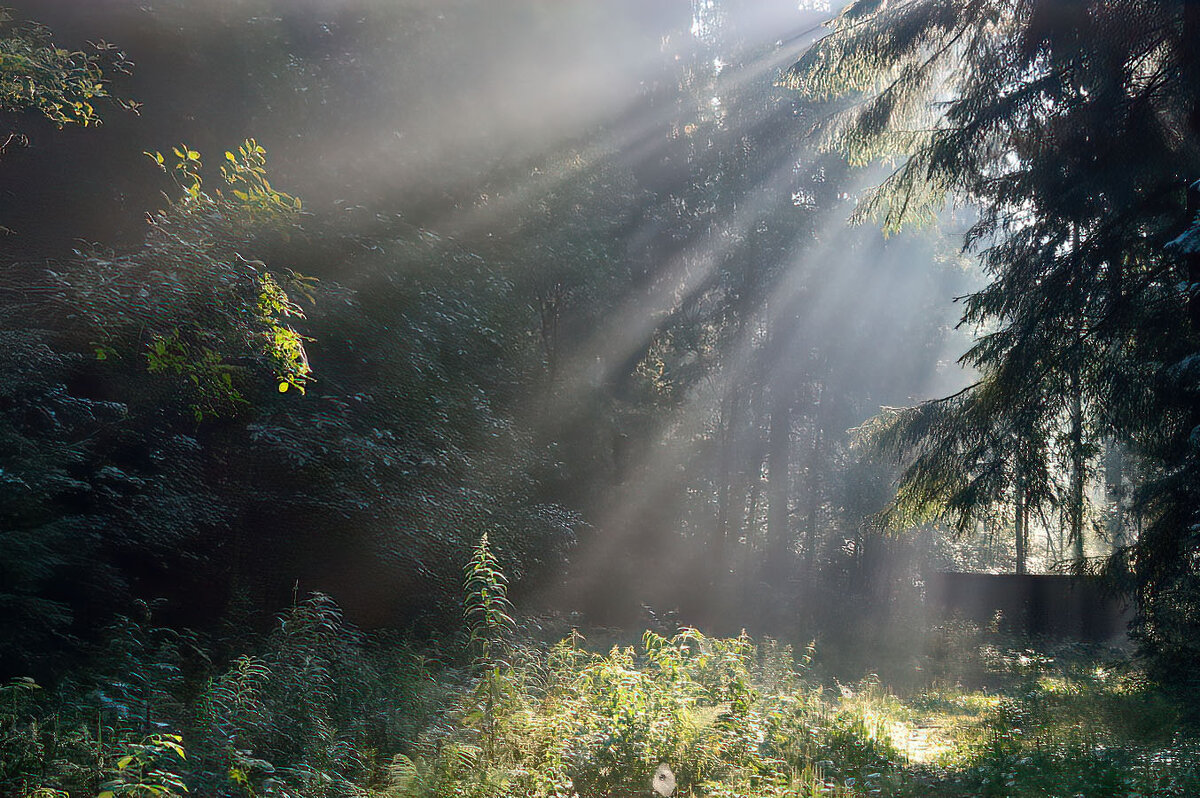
xmin=5 ymin=1 xmax=1189 ymax=795
xmin=0 ymin=0 xmax=992 ymax=648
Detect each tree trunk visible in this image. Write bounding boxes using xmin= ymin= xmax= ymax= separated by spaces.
xmin=538 ymin=283 xmax=562 ymax=383
xmin=802 ymin=424 xmax=821 ymax=578
xmin=1187 ymin=179 xmax=1200 ymax=331
xmin=741 ymin=452 xmax=762 ymax=612
xmin=765 ymin=384 xmax=792 ymax=590
xmin=1014 ymin=471 xmax=1027 ymax=575
xmin=713 ymin=387 xmax=739 ymax=595
xmin=1069 ymin=347 xmax=1086 ymax=567
xmin=1186 ymin=0 xmax=1200 ymax=140
xmin=1069 ymin=220 xmax=1087 ymax=567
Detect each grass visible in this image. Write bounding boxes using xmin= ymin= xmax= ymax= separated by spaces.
xmin=815 ymin=632 xmax=1194 ymax=798
xmin=3 ymin=603 xmax=1199 ymax=798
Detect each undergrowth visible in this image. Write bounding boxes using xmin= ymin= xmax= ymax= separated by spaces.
xmin=1 ymin=601 xmax=1197 ymax=798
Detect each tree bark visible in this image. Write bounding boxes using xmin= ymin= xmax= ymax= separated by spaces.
xmin=765 ymin=383 xmax=792 ymax=589
xmin=1014 ymin=470 xmax=1027 ymax=575
xmin=713 ymin=387 xmax=740 ymax=593
xmin=1068 ymin=220 xmax=1087 ymax=567
xmin=802 ymin=422 xmax=822 ymax=578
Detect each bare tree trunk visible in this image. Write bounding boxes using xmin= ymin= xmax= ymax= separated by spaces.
xmin=1186 ymin=0 xmax=1200 ymax=148
xmin=1014 ymin=472 xmax=1027 ymax=575
xmin=711 ymin=386 xmax=742 ymax=614
xmin=765 ymin=384 xmax=792 ymax=590
xmin=1068 ymin=221 xmax=1087 ymax=568
xmin=1069 ymin=376 xmax=1086 ymax=566
xmin=537 ymin=283 xmax=562 ymax=383
xmin=741 ymin=452 xmax=762 ymax=612
xmin=802 ymin=423 xmax=821 ymax=578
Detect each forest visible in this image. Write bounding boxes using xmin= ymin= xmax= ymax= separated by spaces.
xmin=2 ymin=0 xmax=1200 ymax=796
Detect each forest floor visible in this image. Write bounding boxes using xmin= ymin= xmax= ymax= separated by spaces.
xmin=5 ymin=606 xmax=1199 ymax=798
xmin=809 ymin=635 xmax=1197 ymax=797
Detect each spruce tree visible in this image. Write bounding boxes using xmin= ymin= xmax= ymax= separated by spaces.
xmin=788 ymin=0 xmax=1200 ymax=680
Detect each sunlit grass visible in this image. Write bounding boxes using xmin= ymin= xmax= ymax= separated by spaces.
xmin=6 ymin=604 xmax=1196 ymax=797
xmin=790 ymin=628 xmax=1194 ymax=798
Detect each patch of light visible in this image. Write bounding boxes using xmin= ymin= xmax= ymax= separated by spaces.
xmin=798 ymin=0 xmax=831 ymax=10
xmin=792 ymin=188 xmax=816 ymax=208
xmin=691 ymin=0 xmax=719 ymax=41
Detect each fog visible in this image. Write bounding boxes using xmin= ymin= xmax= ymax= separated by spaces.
xmin=2 ymin=4 xmax=1186 ymax=796
xmin=5 ymin=0 xmax=981 ymax=650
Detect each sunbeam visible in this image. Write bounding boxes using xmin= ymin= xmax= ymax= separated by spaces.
xmin=0 ymin=1 xmax=1178 ymax=794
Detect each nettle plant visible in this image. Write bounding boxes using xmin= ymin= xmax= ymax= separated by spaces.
xmin=462 ymin=533 xmax=516 ymax=768
xmin=97 ymin=733 xmax=188 ymax=798
xmin=478 ymin=629 xmax=818 ymax=798
xmin=550 ymin=630 xmax=763 ymax=798
xmin=463 ymin=533 xmax=515 ymax=668
xmin=401 ymin=543 xmax=833 ymax=798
